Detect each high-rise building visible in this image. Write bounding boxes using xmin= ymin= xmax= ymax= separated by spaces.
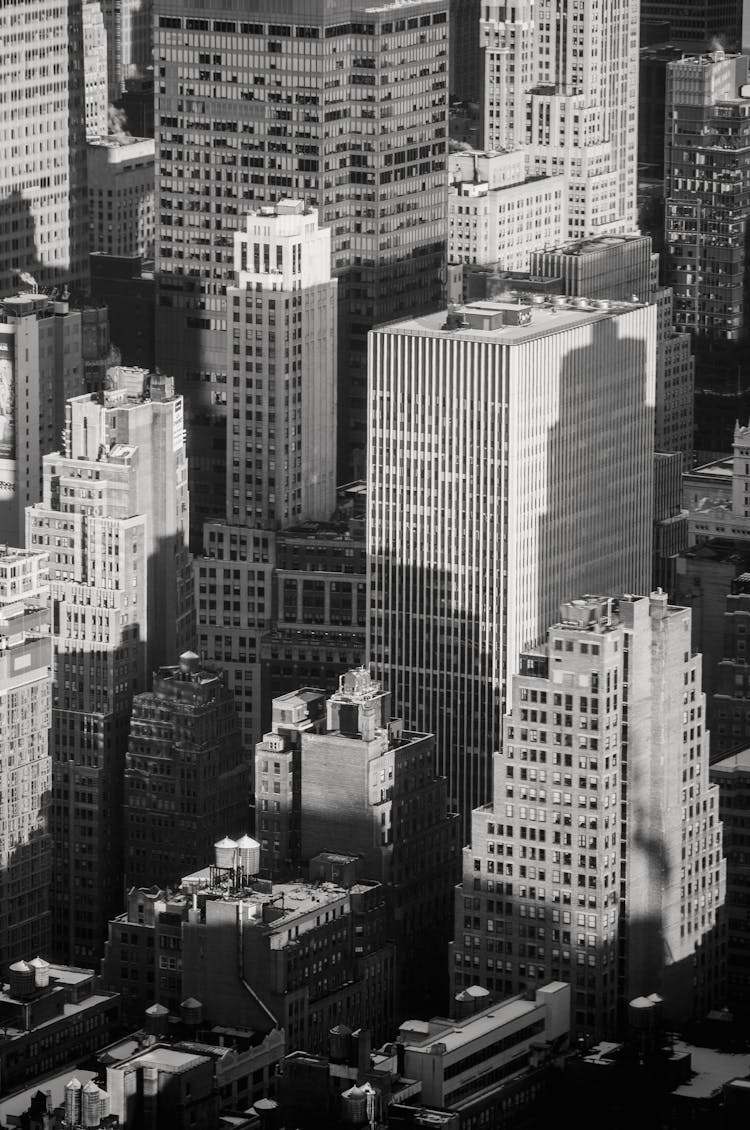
xmin=451 ymin=593 xmax=726 ymax=1038
xmin=26 ymin=371 xmax=193 ymax=964
xmin=83 ymin=1 xmax=109 ymax=142
xmin=225 ymin=200 xmax=336 ymax=531
xmin=153 ymin=0 xmax=449 ymax=532
xmin=0 ymin=294 xmax=86 ymax=547
xmin=194 ymin=200 xmax=339 ymax=750
xmin=256 ymin=668 xmax=460 ymax=1018
xmin=368 ymin=297 xmax=656 ymax=822
xmin=665 ymin=51 xmax=750 ymax=343
xmin=87 ymin=137 xmax=155 ymax=258
xmin=0 ymin=0 xmax=88 ymax=296
xmin=642 ymin=1 xmax=742 ymax=44
xmin=101 ymin=0 xmax=153 ymax=103
xmin=123 ymin=652 xmax=249 ymax=889
xmin=480 ymin=1 xmax=639 ymax=239
xmin=0 ymin=547 xmax=52 ymax=969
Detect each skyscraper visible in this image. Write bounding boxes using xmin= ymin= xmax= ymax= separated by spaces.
xmin=195 ymin=200 xmax=339 ymax=752
xmin=367 ymin=296 xmax=656 ymax=821
xmin=83 ymin=1 xmax=109 ymax=143
xmin=480 ymin=1 xmax=639 ymax=239
xmin=123 ymin=652 xmax=249 ymax=889
xmin=0 ymin=547 xmax=52 ymax=969
xmin=101 ymin=0 xmax=154 ymax=103
xmin=0 ymin=0 xmax=88 ymax=295
xmin=26 ymin=370 xmax=193 ymax=963
xmin=153 ymin=0 xmax=449 ymax=538
xmin=450 ymin=593 xmax=726 ymax=1038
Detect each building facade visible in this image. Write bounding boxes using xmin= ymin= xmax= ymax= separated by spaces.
xmin=710 ymin=748 xmax=750 ymax=1021
xmin=26 ymin=372 xmax=193 ymax=965
xmin=451 ymin=593 xmax=726 ymax=1038
xmin=83 ymin=1 xmax=109 ymax=142
xmin=0 ymin=295 xmax=85 ymax=547
xmin=0 ymin=0 xmax=88 ymax=296
xmin=480 ymin=1 xmax=639 ymax=239
xmin=87 ymin=137 xmax=155 ymax=259
xmin=367 ymin=297 xmax=656 ymax=822
xmin=642 ymin=1 xmax=742 ymax=44
xmin=0 ymin=548 xmax=52 ymax=970
xmin=256 ymin=668 xmax=460 ymax=1019
xmin=101 ymin=0 xmax=153 ymax=102
xmin=153 ymin=0 xmax=449 ymax=525
xmin=123 ymin=653 xmax=250 ymax=889
xmin=448 ymin=150 xmax=568 ymax=273
xmin=665 ymin=51 xmax=750 ymax=343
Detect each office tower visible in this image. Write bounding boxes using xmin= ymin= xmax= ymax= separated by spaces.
xmin=0 ymin=0 xmax=88 ymax=296
xmin=87 ymin=138 xmax=155 ymax=258
xmin=480 ymin=1 xmax=639 ymax=239
xmin=450 ymin=0 xmax=481 ymax=103
xmin=451 ymin=593 xmax=726 ymax=1038
xmin=101 ymin=0 xmax=153 ymax=102
xmin=26 ymin=371 xmax=192 ymax=964
xmin=665 ymin=50 xmax=750 ymax=345
xmin=123 ymin=652 xmax=249 ymax=889
xmin=710 ymin=750 xmax=750 ymax=1020
xmin=0 ymin=548 xmax=52 ymax=969
xmin=448 ymin=150 xmax=568 ymax=273
xmin=83 ymin=1 xmax=109 ymax=142
xmin=257 ymin=668 xmax=460 ymax=1018
xmin=194 ymin=200 xmax=339 ymax=749
xmin=225 ymin=200 xmax=336 ymax=530
xmin=0 ymin=294 xmax=86 ymax=547
xmin=368 ymin=296 xmax=656 ymax=822
xmin=153 ymin=1 xmax=449 ymax=536
xmin=642 ymin=2 xmax=742 ymax=44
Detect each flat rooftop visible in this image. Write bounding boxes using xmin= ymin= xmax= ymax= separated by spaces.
xmin=710 ymin=746 xmax=750 ymax=773
xmin=377 ymin=297 xmax=648 ymax=345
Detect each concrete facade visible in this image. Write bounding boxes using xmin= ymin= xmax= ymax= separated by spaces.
xmin=450 ymin=593 xmax=726 ymax=1038
xmin=368 ymin=297 xmax=656 ymax=823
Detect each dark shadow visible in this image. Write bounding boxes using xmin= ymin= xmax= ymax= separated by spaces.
xmin=89 ymin=254 xmax=156 ymax=372
xmin=122 ymin=659 xmax=249 ymax=892
xmin=48 ymin=621 xmax=145 ymax=967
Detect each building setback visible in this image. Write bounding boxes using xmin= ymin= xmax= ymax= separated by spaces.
xmin=451 ymin=593 xmax=726 ymax=1039
xmin=153 ymin=0 xmax=449 ymax=535
xmin=480 ymin=1 xmax=639 ymax=239
xmin=26 ymin=371 xmax=193 ymax=965
xmin=0 ymin=548 xmax=52 ymax=969
xmin=123 ymin=652 xmax=250 ymax=890
xmin=367 ymin=296 xmax=656 ymax=824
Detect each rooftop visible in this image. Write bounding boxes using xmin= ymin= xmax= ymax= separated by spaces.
xmin=710 ymin=746 xmax=750 ymax=773
xmin=377 ymin=296 xmax=649 ymax=345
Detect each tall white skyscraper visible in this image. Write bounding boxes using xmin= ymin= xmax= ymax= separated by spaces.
xmin=480 ymin=1 xmax=639 ymax=239
xmin=367 ymin=296 xmax=656 ymax=821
